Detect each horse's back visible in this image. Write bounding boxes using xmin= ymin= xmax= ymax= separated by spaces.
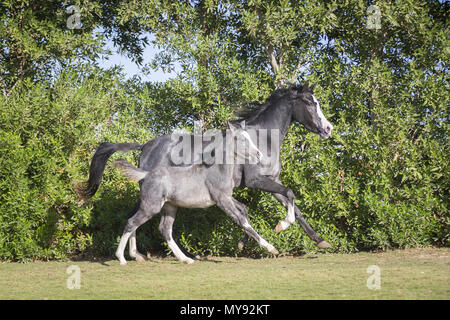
xmin=139 ymin=134 xmax=173 ymax=171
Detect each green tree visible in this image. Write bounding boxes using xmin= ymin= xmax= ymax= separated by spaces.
xmin=0 ymin=0 xmax=151 ymax=96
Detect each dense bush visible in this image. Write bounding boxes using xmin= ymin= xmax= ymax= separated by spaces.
xmin=0 ymin=63 xmax=447 ymax=261
xmin=0 ymin=66 xmax=152 ymax=260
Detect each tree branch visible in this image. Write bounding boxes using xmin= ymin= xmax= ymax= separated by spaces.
xmin=266 ymin=44 xmax=279 ymax=74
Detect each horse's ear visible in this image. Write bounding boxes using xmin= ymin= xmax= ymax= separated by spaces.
xmin=302 ymin=81 xmax=316 ymax=93
xmin=239 ymin=120 xmax=246 ymax=130
xmin=302 ymin=81 xmax=310 ymax=92
xmin=289 ymin=86 xmax=300 ymax=98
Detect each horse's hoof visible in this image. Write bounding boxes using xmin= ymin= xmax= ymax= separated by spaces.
xmin=119 ymin=261 xmax=127 ymax=266
xmin=183 ymin=258 xmax=195 ymax=264
xmin=194 ymin=255 xmax=201 ymax=260
xmin=237 ymin=241 xmax=245 ymax=251
xmin=317 ymin=240 xmax=331 ymax=249
xmin=275 ymin=222 xmax=283 ymax=233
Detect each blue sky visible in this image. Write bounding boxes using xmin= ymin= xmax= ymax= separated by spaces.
xmin=98 ymin=35 xmax=177 ymax=82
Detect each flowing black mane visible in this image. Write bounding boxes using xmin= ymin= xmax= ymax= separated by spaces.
xmin=235 ymin=84 xmax=303 ymax=122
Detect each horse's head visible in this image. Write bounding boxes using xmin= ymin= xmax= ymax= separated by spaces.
xmin=290 ymin=82 xmax=333 ymax=139
xmin=228 ymin=120 xmax=262 ymax=163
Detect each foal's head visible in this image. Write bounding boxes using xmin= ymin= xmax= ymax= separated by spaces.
xmin=228 ymin=120 xmax=262 ymax=163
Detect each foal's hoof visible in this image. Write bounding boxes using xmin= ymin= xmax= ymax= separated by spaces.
xmin=275 ymin=220 xmax=290 ymax=233
xmin=317 ymin=240 xmax=331 ymax=249
xmin=135 ymin=254 xmax=147 ymax=263
xmin=183 ymin=258 xmax=195 ymax=265
xmin=237 ymin=241 xmax=245 ymax=251
xmin=269 ymin=247 xmax=279 ymax=256
xmin=116 ymin=253 xmax=127 ymax=265
xmin=275 ymin=222 xmax=283 ymax=233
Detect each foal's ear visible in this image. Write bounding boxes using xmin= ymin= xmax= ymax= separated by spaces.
xmin=228 ymin=120 xmax=246 ymax=132
xmin=227 ymin=121 xmax=238 ymax=132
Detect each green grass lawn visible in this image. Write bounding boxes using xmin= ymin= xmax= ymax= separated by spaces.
xmin=0 ymin=248 xmax=448 ymax=300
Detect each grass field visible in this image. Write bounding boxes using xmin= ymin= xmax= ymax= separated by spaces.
xmin=0 ymin=248 xmax=448 ymax=300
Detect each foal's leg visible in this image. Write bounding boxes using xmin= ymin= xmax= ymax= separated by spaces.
xmin=159 ymin=204 xmax=200 ymax=261
xmin=116 ymin=203 xmax=161 ymax=265
xmin=232 ymin=202 xmax=251 ymax=251
xmin=127 ymin=202 xmax=147 ymax=262
xmin=158 ymin=204 xmax=194 ymax=264
xmin=215 ymin=196 xmax=279 ymax=255
xmin=128 ymin=231 xmax=147 ymax=262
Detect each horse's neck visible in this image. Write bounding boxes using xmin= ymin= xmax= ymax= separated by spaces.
xmin=250 ymin=99 xmax=293 ymax=146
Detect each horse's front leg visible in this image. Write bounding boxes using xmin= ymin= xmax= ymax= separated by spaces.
xmin=243 ymin=176 xmax=330 ymax=248
xmin=272 ymin=193 xmax=330 ymax=248
xmin=244 ymin=176 xmax=295 ymax=231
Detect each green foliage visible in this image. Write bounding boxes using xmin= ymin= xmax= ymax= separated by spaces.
xmin=0 ymin=65 xmax=153 ymax=261
xmin=0 ymin=0 xmax=448 ymax=261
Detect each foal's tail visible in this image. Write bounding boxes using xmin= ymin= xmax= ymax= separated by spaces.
xmin=112 ymin=159 xmax=148 ymax=182
xmin=74 ymin=142 xmax=143 ymax=200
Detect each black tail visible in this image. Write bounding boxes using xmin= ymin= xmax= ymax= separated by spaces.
xmin=74 ymin=142 xmax=143 ymax=200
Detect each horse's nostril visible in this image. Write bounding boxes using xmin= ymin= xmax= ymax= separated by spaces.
xmin=326 ymin=125 xmax=331 ymax=133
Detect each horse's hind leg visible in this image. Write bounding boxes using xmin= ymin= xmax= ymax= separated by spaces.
xmin=159 ymin=204 xmax=195 ymax=264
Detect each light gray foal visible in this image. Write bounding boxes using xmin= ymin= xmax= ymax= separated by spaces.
xmin=113 ymin=121 xmax=278 ymax=265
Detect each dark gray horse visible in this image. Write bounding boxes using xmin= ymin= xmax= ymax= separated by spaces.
xmin=76 ymin=82 xmax=333 ymax=261
xmin=112 ymin=121 xmax=274 ymax=264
